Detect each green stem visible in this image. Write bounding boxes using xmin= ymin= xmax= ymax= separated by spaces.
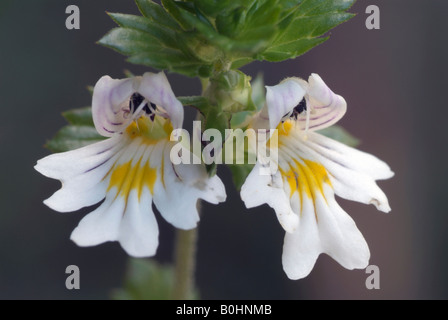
xmin=173 ymin=206 xmax=200 ymax=300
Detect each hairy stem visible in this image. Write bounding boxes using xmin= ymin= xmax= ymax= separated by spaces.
xmin=173 ymin=205 xmax=200 ymax=300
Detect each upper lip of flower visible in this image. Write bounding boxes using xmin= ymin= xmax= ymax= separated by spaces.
xmin=253 ymin=73 xmax=347 ymax=133
xmin=92 ymin=71 xmax=184 ymax=137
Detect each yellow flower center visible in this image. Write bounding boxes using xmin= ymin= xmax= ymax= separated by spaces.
xmin=107 ymin=159 xmax=157 ymax=200
xmin=126 ymin=116 xmax=174 ymax=144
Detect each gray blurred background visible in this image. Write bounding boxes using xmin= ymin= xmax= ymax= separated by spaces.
xmin=0 ymin=0 xmax=446 ymax=299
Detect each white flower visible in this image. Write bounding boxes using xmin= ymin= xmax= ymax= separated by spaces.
xmin=35 ymin=72 xmax=226 ymax=257
xmin=241 ymin=73 xmax=393 ymax=279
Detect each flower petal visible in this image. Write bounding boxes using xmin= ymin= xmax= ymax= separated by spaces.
xmin=153 ymin=142 xmax=226 ymax=230
xmin=34 ymin=136 xmax=126 ymax=212
xmin=263 ymin=78 xmax=307 ymax=130
xmin=92 ymin=76 xmax=139 ymax=137
xmin=70 ymin=189 xmax=159 ymax=257
xmin=70 ymin=196 xmax=125 ymax=247
xmin=282 ymin=184 xmax=370 ymax=280
xmin=241 ymin=162 xmax=299 ymax=233
xmin=306 ymin=132 xmax=394 ymax=180
xmin=286 ymin=131 xmax=393 ymax=212
xmin=296 ymin=74 xmax=347 ymax=131
xmin=139 ymin=72 xmax=184 ymax=130
xmin=117 ymin=189 xmax=159 ymax=257
xmin=70 ymin=138 xmax=158 ymax=256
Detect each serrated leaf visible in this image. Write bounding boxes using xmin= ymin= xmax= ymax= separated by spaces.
xmin=193 ymin=0 xmax=255 ymax=18
xmin=261 ymin=37 xmax=327 ymax=62
xmin=178 ymin=96 xmax=210 ymax=115
xmin=216 ymin=7 xmax=246 ymax=38
xmin=260 ymin=0 xmax=356 ymax=63
xmin=298 ymin=0 xmax=354 ymax=15
xmin=99 ymin=28 xmax=163 ymax=55
xmin=46 ymin=107 xmax=105 ymax=153
xmin=46 ymin=125 xmax=105 ymax=153
xmin=318 ymin=125 xmax=360 ymax=147
xmin=161 ymin=0 xmax=195 ymax=30
xmin=108 ymin=13 xmax=178 ymax=49
xmin=99 ymin=0 xmax=356 ymax=75
xmin=273 ymin=0 xmax=355 ymax=45
xmin=62 ymin=107 xmax=95 ymax=126
xmin=277 ymin=13 xmax=353 ymax=43
xmin=127 ymin=51 xmax=211 ymax=77
xmin=135 ymin=0 xmax=181 ymax=30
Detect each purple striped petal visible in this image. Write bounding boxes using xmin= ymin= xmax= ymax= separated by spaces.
xmin=92 ymin=76 xmax=139 ymax=137
xmin=297 ymin=74 xmax=347 ymax=132
xmin=265 ymin=78 xmax=307 ymax=130
xmin=138 ymin=72 xmax=184 ymax=130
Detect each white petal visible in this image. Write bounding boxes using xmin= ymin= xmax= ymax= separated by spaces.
xmin=139 ymin=72 xmax=184 ymax=130
xmin=317 ymin=188 xmax=370 ymax=270
xmin=265 ymin=78 xmax=306 ymax=129
xmin=35 ymin=136 xmax=121 ymax=180
xmin=70 ymin=146 xmax=159 ymax=257
xmin=289 ymin=131 xmax=393 ymax=212
xmin=241 ymin=162 xmax=299 ymax=233
xmin=153 ymin=142 xmax=226 ymax=230
xmin=307 ymin=132 xmax=394 ymax=180
xmin=70 ymin=196 xmax=125 ymax=247
xmin=118 ymin=189 xmax=159 ymax=257
xmin=282 ymin=193 xmax=321 ymax=279
xmin=92 ymin=75 xmax=139 ymax=137
xmin=35 ymin=137 xmax=126 ymax=212
xmin=70 ymin=190 xmax=159 ymax=257
xmin=282 ymin=185 xmax=370 ymax=280
xmin=297 ymin=73 xmax=347 ymax=131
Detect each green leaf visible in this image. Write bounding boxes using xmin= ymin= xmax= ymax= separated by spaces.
xmin=193 ymin=0 xmax=255 ymax=18
xmin=46 ymin=107 xmax=105 ymax=153
xmin=260 ymin=37 xmax=327 ymax=62
xmin=135 ymin=0 xmax=181 ymax=30
xmin=112 ymin=259 xmax=180 ymax=300
xmin=204 ymin=107 xmax=231 ymax=177
xmin=99 ymin=0 xmax=356 ymax=75
xmin=178 ymin=96 xmax=210 ymax=115
xmin=99 ymin=28 xmax=163 ymax=55
xmin=161 ymin=0 xmax=195 ymax=30
xmin=227 ymin=163 xmax=255 ymax=191
xmin=62 ymin=107 xmax=95 ymax=126
xmin=297 ymin=0 xmax=354 ymax=15
xmin=46 ymin=125 xmax=105 ymax=153
xmin=251 ymin=73 xmax=266 ymax=111
xmin=127 ymin=52 xmax=212 ymax=77
xmin=230 ymin=111 xmax=253 ymax=129
xmin=276 ymin=13 xmax=353 ymax=43
xmin=216 ymin=7 xmax=247 ymax=38
xmin=208 ymin=70 xmax=255 ymax=113
xmin=108 ymin=13 xmax=179 ymax=49
xmin=260 ymin=0 xmax=356 ymax=62
xmin=318 ymin=125 xmax=360 ymax=147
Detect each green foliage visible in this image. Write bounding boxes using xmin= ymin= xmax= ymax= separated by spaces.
xmin=228 ymin=163 xmax=255 ymax=191
xmin=318 ymin=125 xmax=360 ymax=147
xmin=112 ymin=259 xmax=180 ymax=300
xmin=206 ymin=70 xmax=256 ymax=113
xmin=100 ymin=0 xmax=356 ymax=77
xmin=46 ymin=107 xmax=105 ymax=153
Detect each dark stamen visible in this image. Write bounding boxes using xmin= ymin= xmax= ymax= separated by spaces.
xmin=129 ymin=93 xmax=157 ymax=119
xmin=129 ymin=93 xmax=146 ymax=113
xmin=290 ymin=98 xmax=307 ymax=120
